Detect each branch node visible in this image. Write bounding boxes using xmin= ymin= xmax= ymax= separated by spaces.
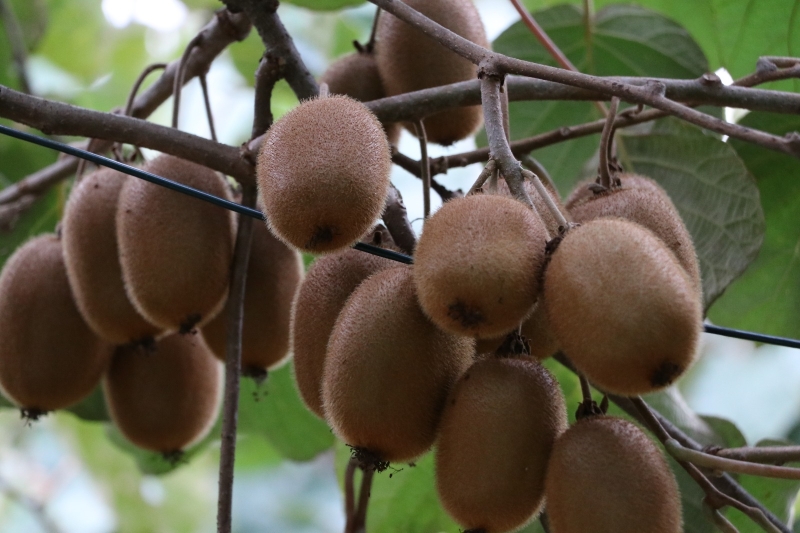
xmin=700 ymin=72 xmax=722 ymax=87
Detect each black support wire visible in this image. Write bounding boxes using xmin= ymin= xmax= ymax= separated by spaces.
xmin=0 ymin=123 xmax=795 ymax=349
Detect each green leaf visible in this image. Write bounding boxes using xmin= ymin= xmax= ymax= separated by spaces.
xmin=617 ymin=118 xmax=764 ymax=307
xmin=700 ymin=415 xmax=747 ymax=449
xmin=710 ymin=112 xmax=800 ymax=339
xmin=238 ymin=361 xmax=334 ymax=461
xmin=490 ymin=3 xmax=709 ymax=190
xmin=334 ymin=442 xmax=458 ymax=532
xmin=726 ymin=439 xmax=800 ymax=531
xmin=282 ymin=0 xmax=365 ymax=11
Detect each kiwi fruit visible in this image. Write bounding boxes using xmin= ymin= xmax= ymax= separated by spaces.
xmin=375 ymin=0 xmax=488 ymax=145
xmin=201 ymin=221 xmax=303 ymax=377
xmin=544 ymin=218 xmax=702 ymax=395
xmin=320 ymin=50 xmax=401 ymax=145
xmin=257 ymin=94 xmax=392 ymax=254
xmin=62 ymin=167 xmax=162 ymax=346
xmin=414 ymin=194 xmax=548 ymax=339
xmin=0 ymin=234 xmax=112 ymax=416
xmin=436 ymin=356 xmax=567 ymax=533
xmin=546 ymin=416 xmax=682 ymax=533
xmin=116 ymin=155 xmax=236 ymax=333
xmin=566 ymin=173 xmax=701 ymax=294
xmin=322 ymin=266 xmax=473 ymax=464
xmin=292 ymin=227 xmax=397 ymax=418
xmin=104 ymin=333 xmax=222 ymax=454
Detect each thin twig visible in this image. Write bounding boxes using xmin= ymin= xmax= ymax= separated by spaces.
xmin=413 ymin=120 xmax=431 ymax=218
xmin=199 ymin=73 xmax=218 ymax=143
xmin=707 ymin=504 xmax=740 ymax=533
xmin=366 ymin=7 xmax=381 ymax=52
xmin=521 ymin=168 xmax=568 ymax=230
xmin=252 ymin=53 xmax=283 ymax=140
xmin=352 ymin=467 xmax=375 ymax=533
xmin=345 ymin=458 xmax=357 ymax=529
xmin=714 ymin=446 xmax=800 ymax=465
xmin=0 ymin=0 xmax=31 ymax=94
xmin=468 ymin=159 xmax=497 ymax=195
xmin=216 ymin=185 xmax=257 ymax=533
xmin=172 ymin=34 xmax=205 ymax=130
xmin=500 ymin=80 xmax=511 ymax=142
xmin=390 ymin=151 xmax=458 ymax=201
xmin=666 ymin=441 xmax=800 ymax=481
xmin=598 ymin=96 xmax=619 ymax=188
xmin=124 ymin=63 xmax=168 ymax=117
xmin=520 ymin=154 xmax=557 ymax=192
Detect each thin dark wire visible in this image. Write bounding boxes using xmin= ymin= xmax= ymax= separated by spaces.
xmin=3 ymin=124 xmax=799 ymax=349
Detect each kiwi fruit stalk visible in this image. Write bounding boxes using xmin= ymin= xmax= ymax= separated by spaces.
xmin=257 ymin=94 xmax=392 ymax=254
xmin=566 ymin=173 xmax=701 ymax=295
xmin=544 ymin=218 xmax=702 ymax=395
xmin=375 ymin=0 xmax=488 ymax=145
xmin=545 ymin=416 xmax=682 ymax=533
xmin=414 ymin=194 xmax=548 ymax=339
xmin=476 ymin=302 xmax=558 ymax=360
xmin=116 ymin=155 xmax=236 ymax=333
xmin=292 ymin=227 xmax=397 ymax=418
xmin=322 ymin=266 xmax=473 ymax=464
xmin=104 ymin=333 xmax=222 ymax=454
xmin=62 ymin=167 xmax=162 ymax=346
xmin=0 ymin=235 xmax=112 ymax=416
xmin=496 ymin=176 xmax=567 ymax=236
xmin=436 ymin=356 xmax=567 ymax=533
xmin=202 ymin=221 xmax=303 ymax=377
xmin=320 ymin=50 xmax=401 ymax=145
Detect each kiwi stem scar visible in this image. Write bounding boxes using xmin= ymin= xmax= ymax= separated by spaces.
xmin=3 ymin=124 xmax=798 ymax=349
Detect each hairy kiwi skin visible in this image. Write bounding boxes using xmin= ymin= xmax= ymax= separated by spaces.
xmin=202 ymin=222 xmax=303 ymax=374
xmin=436 ymin=356 xmax=566 ymax=533
xmin=544 ymin=218 xmax=701 ymax=395
xmin=320 ymin=51 xmax=401 ymax=145
xmin=323 ymin=266 xmax=473 ymax=463
xmin=292 ymin=233 xmax=396 ymax=418
xmin=546 ymin=416 xmax=682 ymax=533
xmin=116 ymin=155 xmax=236 ymax=333
xmin=567 ymin=173 xmax=701 ymax=295
xmin=257 ymin=95 xmax=392 ymax=254
xmin=62 ymin=168 xmax=162 ymax=345
xmin=104 ymin=333 xmax=222 ymax=453
xmin=0 ymin=235 xmax=112 ymax=412
xmin=414 ymin=194 xmax=548 ymax=339
xmin=375 ymin=0 xmax=488 ymax=145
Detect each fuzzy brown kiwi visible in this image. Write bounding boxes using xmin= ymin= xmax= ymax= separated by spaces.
xmin=566 ymin=173 xmax=701 ymax=294
xmin=104 ymin=333 xmax=222 ymax=454
xmin=201 ymin=221 xmax=303 ymax=378
xmin=62 ymin=167 xmax=162 ymax=346
xmin=323 ymin=266 xmax=473 ymax=464
xmin=375 ymin=0 xmax=488 ymax=145
xmin=320 ymin=51 xmax=401 ymax=145
xmin=293 ymin=227 xmax=399 ymax=418
xmin=544 ymin=218 xmax=702 ymax=395
xmin=545 ymin=416 xmax=682 ymax=533
xmin=116 ymin=155 xmax=236 ymax=333
xmin=0 ymin=234 xmax=112 ymax=417
xmin=414 ymin=194 xmax=548 ymax=339
xmin=257 ymin=94 xmax=392 ymax=254
xmin=436 ymin=356 xmax=566 ymax=533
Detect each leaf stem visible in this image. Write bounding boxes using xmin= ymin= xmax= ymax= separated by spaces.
xmin=413 ymin=120 xmax=431 ymax=218
xmin=665 ymin=440 xmax=800 ymax=481
xmin=598 ymin=96 xmax=620 ymax=188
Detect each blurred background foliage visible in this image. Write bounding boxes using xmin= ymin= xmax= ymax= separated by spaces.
xmin=0 ymin=0 xmax=799 ymax=531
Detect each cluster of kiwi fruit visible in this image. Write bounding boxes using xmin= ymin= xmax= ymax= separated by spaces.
xmin=0 ymin=154 xmax=302 ymax=459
